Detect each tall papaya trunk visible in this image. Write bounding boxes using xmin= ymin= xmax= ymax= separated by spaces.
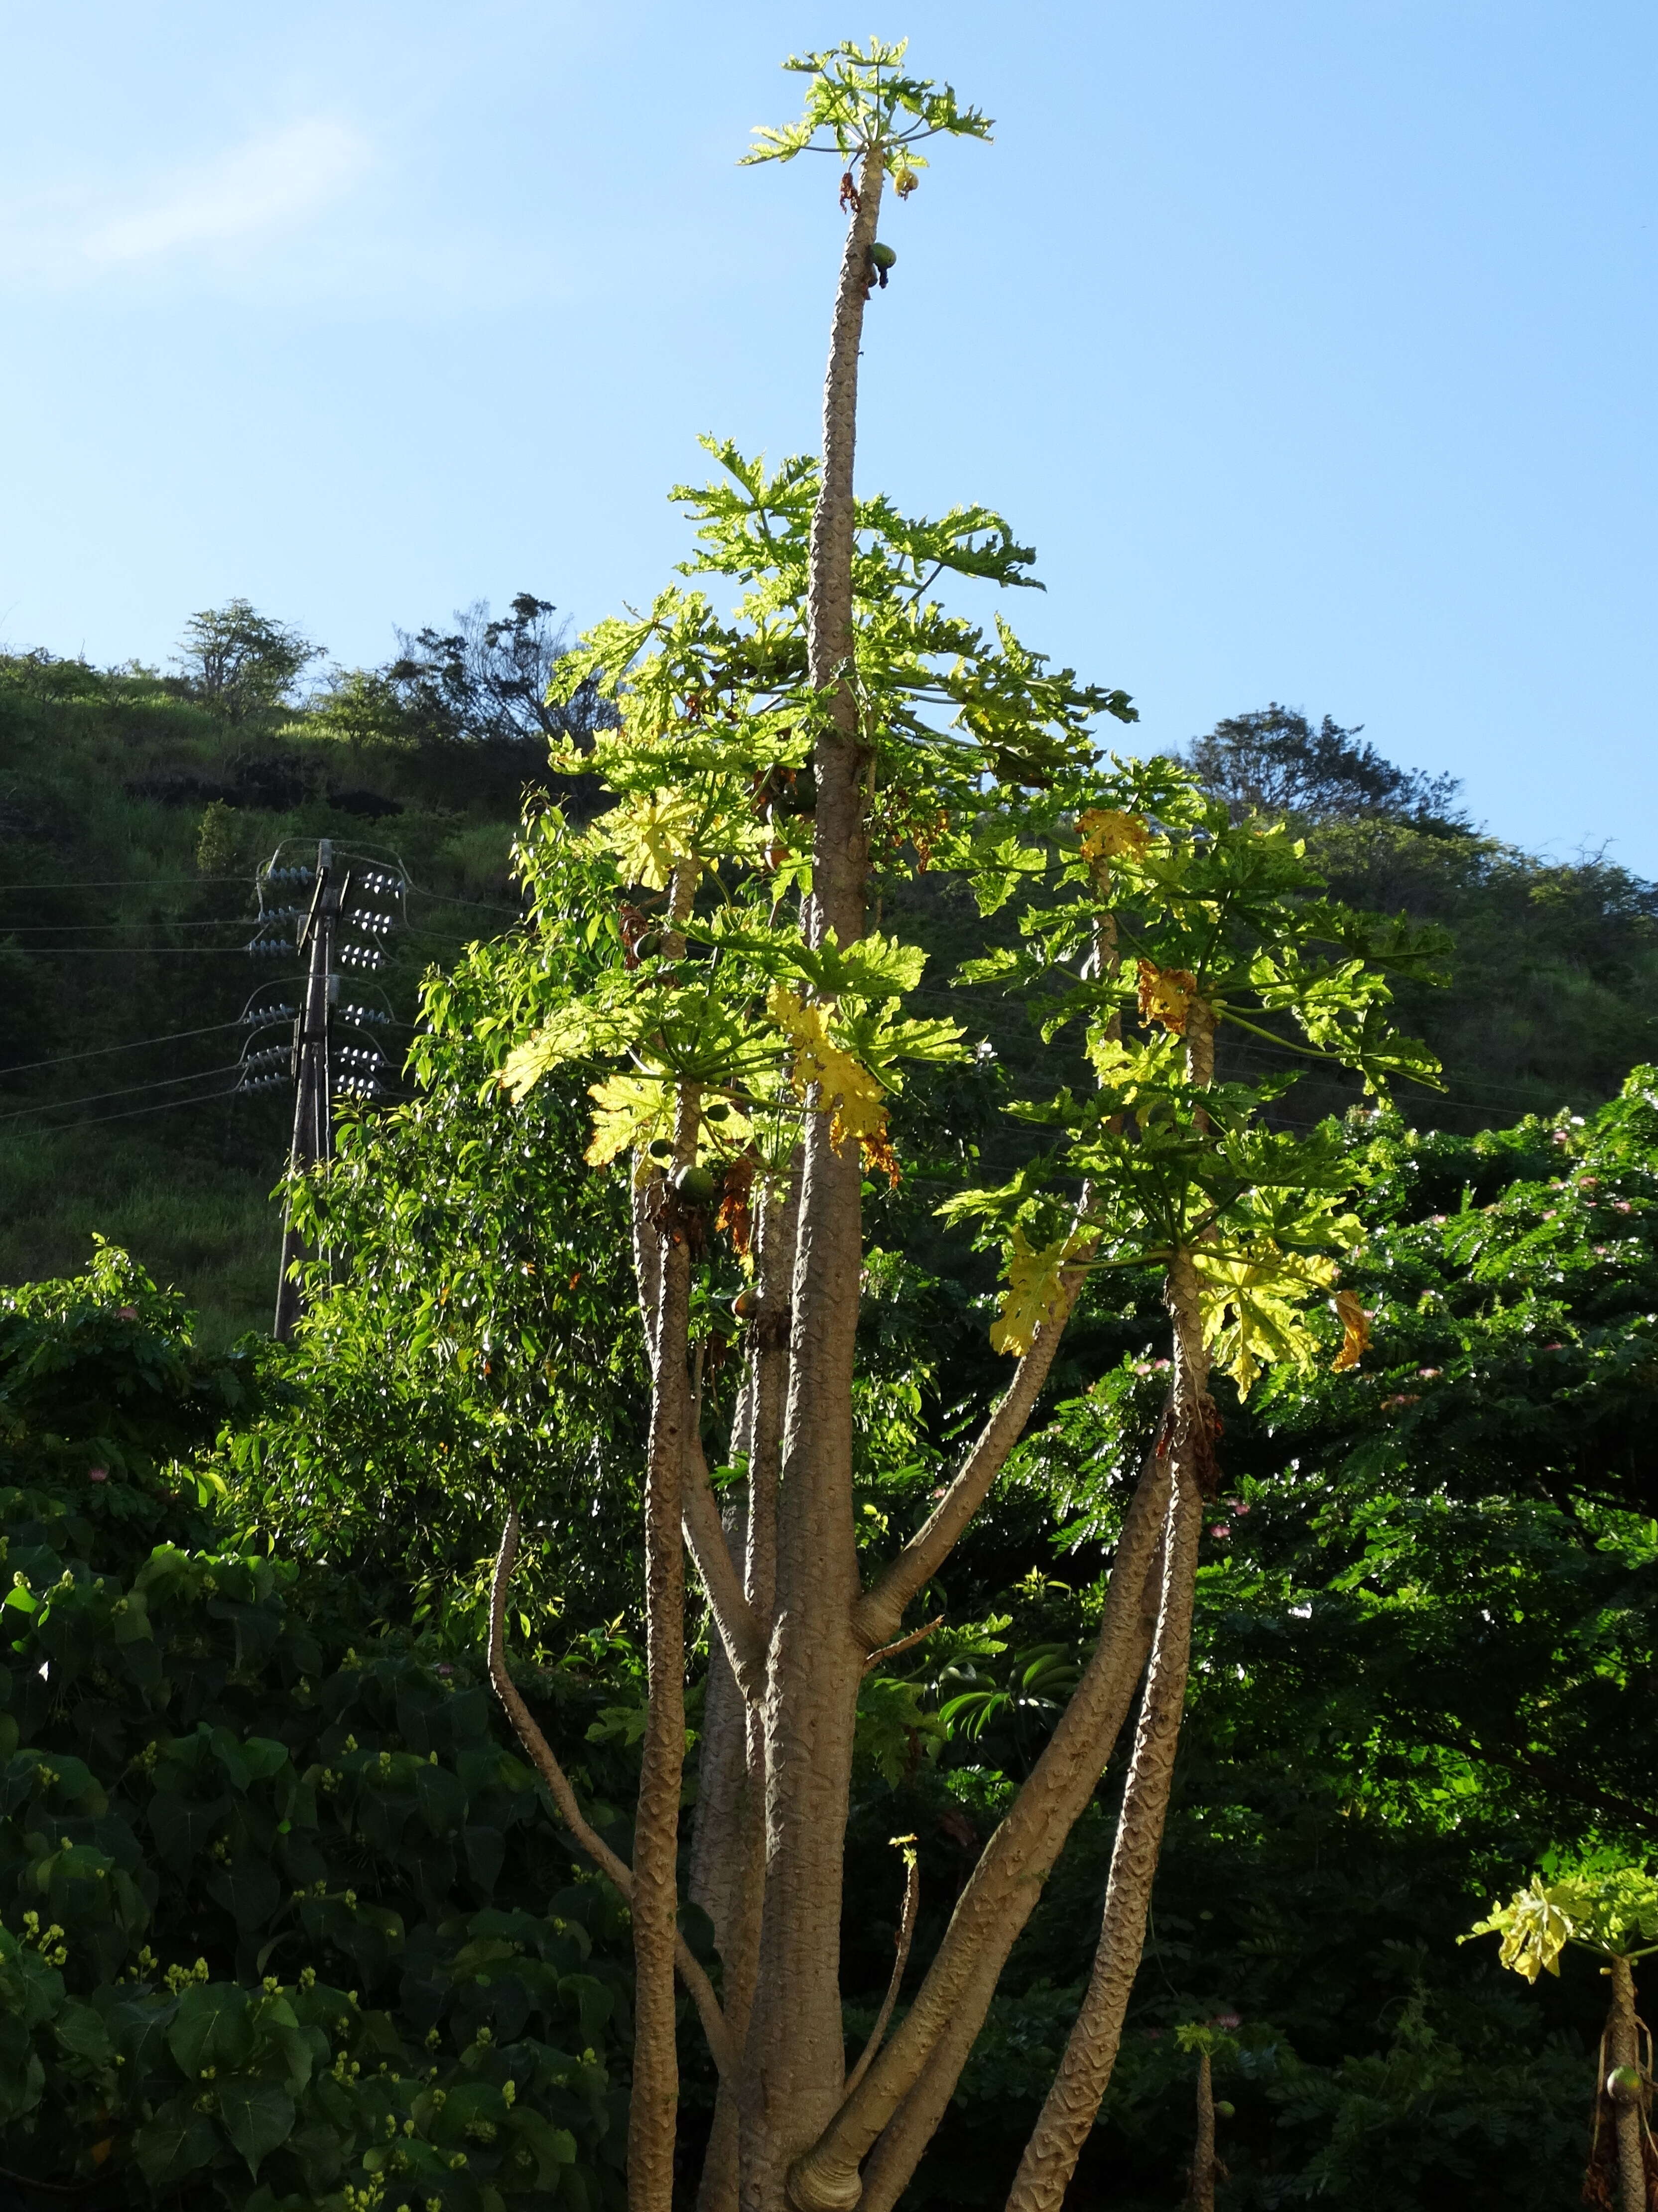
xmin=1003 ymin=1264 xmax=1206 ymax=2212
xmin=630 ymin=862 xmax=704 ymax=2209
xmin=738 ymin=142 xmax=887 ymax=2212
xmin=1606 ymin=1956 xmax=1651 ymax=2212
xmin=787 ymin=1425 xmax=1173 ymax=2212
xmin=699 ymin=1175 xmax=798 ymax=2212
xmin=629 ymin=1069 xmax=701 ymax=2212
xmin=1003 ymin=999 xmax=1217 ymax=2212
xmin=1187 ymin=2049 xmax=1216 ymax=2212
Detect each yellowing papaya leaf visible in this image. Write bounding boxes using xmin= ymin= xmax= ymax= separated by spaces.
xmin=1468 ymin=1878 xmax=1576 ymax=1983
xmin=596 ymin=790 xmax=701 ymax=890
xmin=499 ymin=1033 xmax=562 ymax=1105
xmin=1137 ymin=960 xmax=1198 ymax=1035
xmin=990 ymin=1227 xmax=1082 ymax=1358
xmin=768 ymin=986 xmax=890 ymax=1159
xmin=1078 ymin=808 xmax=1150 ymax=865
xmin=585 ymin=1075 xmax=673 ymax=1168
xmin=1192 ymin=1243 xmax=1340 ymax=1399
xmin=1330 ymin=1288 xmax=1371 ymax=1372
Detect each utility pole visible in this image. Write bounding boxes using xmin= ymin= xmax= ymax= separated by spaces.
xmin=248 ymin=837 xmax=403 ymax=1341
xmin=273 ymin=838 xmax=339 ymax=1341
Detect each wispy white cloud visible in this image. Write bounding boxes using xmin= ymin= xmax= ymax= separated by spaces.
xmin=0 ymin=119 xmax=372 ymax=283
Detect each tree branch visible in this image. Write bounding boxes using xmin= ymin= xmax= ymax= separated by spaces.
xmin=486 ymin=1510 xmax=733 ymax=2079
xmin=853 ymin=1248 xmax=1095 ymax=1653
xmin=787 ymin=1422 xmax=1171 ymax=2212
xmin=862 ymin=1615 xmax=943 ymax=1676
xmin=683 ymin=1430 xmax=766 ymax=1695
xmin=843 ymin=1842 xmax=920 ymax=2105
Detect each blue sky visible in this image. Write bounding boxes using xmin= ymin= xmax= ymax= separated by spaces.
xmin=2 ymin=2 xmax=1652 ymax=867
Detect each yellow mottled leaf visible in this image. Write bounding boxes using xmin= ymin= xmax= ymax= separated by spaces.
xmin=585 ymin=1076 xmax=673 ymax=1168
xmin=768 ymin=986 xmax=890 ymax=1159
xmin=1192 ymin=1243 xmax=1340 ymax=1399
xmin=1330 ymin=1288 xmax=1371 ymax=1373
xmin=990 ymin=1227 xmax=1080 ymax=1358
xmin=499 ymin=1033 xmax=561 ymax=1105
xmin=1469 ymin=1879 xmax=1576 ymax=1983
xmin=1137 ymin=960 xmax=1198 ymax=1036
xmin=597 ymin=790 xmax=701 ymax=890
xmin=1078 ymin=808 xmax=1150 ymax=865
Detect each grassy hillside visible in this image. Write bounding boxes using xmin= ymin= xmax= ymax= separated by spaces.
xmin=4 ymin=645 xmax=1654 ymax=1343
xmin=0 ymin=648 xmax=540 ymax=1344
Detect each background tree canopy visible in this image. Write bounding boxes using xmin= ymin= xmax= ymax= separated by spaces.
xmin=0 ymin=638 xmax=1654 ymax=2207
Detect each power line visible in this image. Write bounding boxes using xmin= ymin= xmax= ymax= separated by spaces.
xmin=0 ymin=875 xmax=255 ymax=892
xmin=0 ymin=1060 xmax=244 ymax=1123
xmin=0 ymin=916 xmax=260 ymax=933
xmin=0 ymin=1016 xmax=259 ymax=1077
xmin=410 ymin=888 xmax=527 ymax=916
xmin=0 ymin=944 xmax=318 ymax=956
xmin=40 ymin=1086 xmax=247 ymax=1132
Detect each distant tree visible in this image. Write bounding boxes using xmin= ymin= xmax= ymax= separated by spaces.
xmin=387 ymin=592 xmax=610 ymax=750
xmin=303 ymin=665 xmax=424 ymax=754
xmin=193 ymin=797 xmax=242 ymax=876
xmin=1188 ymin=705 xmax=1466 ymax=829
xmin=173 ymin=599 xmax=323 ymax=725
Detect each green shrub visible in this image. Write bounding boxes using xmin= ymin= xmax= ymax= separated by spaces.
xmin=0 ymin=1250 xmax=635 ymax=2208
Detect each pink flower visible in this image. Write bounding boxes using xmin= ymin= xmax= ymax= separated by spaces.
xmin=1212 ymin=2011 xmax=1242 ymax=2029
xmin=1416 ymin=1367 xmax=1441 ymax=1380
xmin=1614 ymin=1199 xmax=1633 ymax=1213
xmin=88 ymin=1467 xmax=108 ymax=1483
xmin=1207 ymin=1525 xmax=1231 ymax=1540
xmin=1233 ymin=1501 xmax=1252 ymax=1515
xmin=117 ymin=1305 xmax=138 ymax=1320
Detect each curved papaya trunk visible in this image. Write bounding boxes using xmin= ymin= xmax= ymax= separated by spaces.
xmin=1003 ymin=1252 xmax=1209 ymax=2212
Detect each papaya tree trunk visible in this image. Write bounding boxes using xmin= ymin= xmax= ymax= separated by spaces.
xmin=1188 ymin=2049 xmax=1216 ymax=2212
xmin=1608 ymin=1955 xmax=1648 ymax=2212
xmin=1003 ymin=989 xmax=1215 ymax=2212
xmin=699 ymin=1172 xmax=798 ymax=2212
xmin=738 ymin=140 xmax=886 ymax=2212
xmin=630 ymin=1070 xmax=702 ymax=2211
xmin=787 ymin=1420 xmax=1173 ymax=2212
xmin=851 ymin=1522 xmax=1169 ymax=2212
xmin=1003 ymin=1262 xmax=1206 ymax=2212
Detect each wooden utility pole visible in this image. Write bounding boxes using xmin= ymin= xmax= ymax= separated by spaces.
xmin=273 ymin=839 xmax=340 ymax=1341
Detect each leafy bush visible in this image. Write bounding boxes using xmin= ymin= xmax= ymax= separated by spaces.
xmin=0 ymin=1250 xmax=637 ymax=2208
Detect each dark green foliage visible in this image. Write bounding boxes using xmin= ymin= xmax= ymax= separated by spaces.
xmin=820 ymin=1077 xmax=1658 ymax=2206
xmin=0 ymin=1250 xmax=639 ymax=2208
xmin=1189 ymin=705 xmax=1466 ymax=830
xmin=1182 ymin=708 xmax=1658 ymax=1133
xmin=221 ymin=917 xmax=649 ymax=1644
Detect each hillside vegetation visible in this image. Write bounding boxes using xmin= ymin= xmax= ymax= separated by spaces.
xmin=2 ymin=632 xmax=1653 ymax=1351
xmin=0 ymin=601 xmax=587 ymax=1343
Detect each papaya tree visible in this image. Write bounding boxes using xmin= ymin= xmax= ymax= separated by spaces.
xmin=481 ymin=36 xmax=1439 ymax=2212
xmin=1469 ymin=1859 xmax=1658 ymax=2211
